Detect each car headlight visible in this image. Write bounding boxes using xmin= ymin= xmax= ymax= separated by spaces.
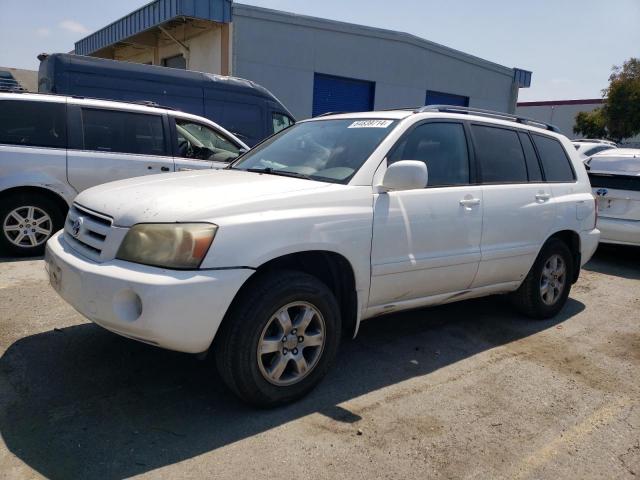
xmin=116 ymin=223 xmax=217 ymax=269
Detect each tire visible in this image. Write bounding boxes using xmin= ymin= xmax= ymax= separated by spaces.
xmin=214 ymin=270 xmax=341 ymax=407
xmin=511 ymin=238 xmax=574 ymax=319
xmin=0 ymin=192 xmax=65 ymax=257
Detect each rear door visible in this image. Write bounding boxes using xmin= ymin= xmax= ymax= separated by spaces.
xmin=171 ymin=117 xmax=244 ymax=171
xmin=67 ymin=106 xmax=175 ymax=192
xmin=470 ymin=125 xmax=555 ymax=288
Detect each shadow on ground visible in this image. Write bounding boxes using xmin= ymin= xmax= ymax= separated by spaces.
xmin=0 ymin=255 xmax=43 ymax=264
xmin=0 ymin=293 xmax=584 ymax=479
xmin=583 ymin=244 xmax=640 ymax=280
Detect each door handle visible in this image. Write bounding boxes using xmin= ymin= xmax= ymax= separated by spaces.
xmin=160 ymin=166 xmax=171 ymax=172
xmin=535 ymin=193 xmax=551 ymax=202
xmin=460 ymin=198 xmax=481 ymax=209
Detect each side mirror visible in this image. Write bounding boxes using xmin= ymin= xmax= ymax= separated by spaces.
xmin=380 ymin=160 xmax=428 ymax=192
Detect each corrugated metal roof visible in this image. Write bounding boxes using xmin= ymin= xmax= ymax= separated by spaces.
xmin=75 ymin=0 xmax=232 ymax=55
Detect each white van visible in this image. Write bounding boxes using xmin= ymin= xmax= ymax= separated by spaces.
xmin=0 ymin=92 xmax=248 ymax=256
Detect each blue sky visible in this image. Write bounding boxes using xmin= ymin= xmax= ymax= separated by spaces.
xmin=1 ymin=0 xmax=638 ymax=101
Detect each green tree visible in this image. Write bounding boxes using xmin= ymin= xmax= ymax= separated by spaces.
xmin=574 ymin=109 xmax=607 ymax=139
xmin=573 ymin=58 xmax=640 ymax=142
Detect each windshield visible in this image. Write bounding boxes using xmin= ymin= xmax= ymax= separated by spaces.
xmin=231 ymin=119 xmax=399 ymax=183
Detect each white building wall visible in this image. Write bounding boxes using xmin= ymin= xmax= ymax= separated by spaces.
xmin=516 ymin=102 xmax=602 ymax=139
xmin=232 ymin=4 xmax=517 ymax=119
xmin=516 ymin=101 xmax=640 ymax=146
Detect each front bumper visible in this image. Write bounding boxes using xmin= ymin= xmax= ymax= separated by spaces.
xmin=598 ymin=217 xmax=640 ymax=246
xmin=45 ymin=231 xmax=253 ymax=353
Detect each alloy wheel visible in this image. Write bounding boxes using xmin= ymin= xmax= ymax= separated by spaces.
xmin=2 ymin=206 xmax=53 ymax=248
xmin=540 ymin=254 xmax=566 ymax=306
xmin=257 ymin=301 xmax=326 ymax=386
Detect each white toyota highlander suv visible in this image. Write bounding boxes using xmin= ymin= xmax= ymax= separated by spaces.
xmin=45 ymin=106 xmax=600 ymax=406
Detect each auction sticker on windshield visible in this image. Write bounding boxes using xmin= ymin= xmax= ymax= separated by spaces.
xmin=348 ymin=120 xmax=394 ymax=129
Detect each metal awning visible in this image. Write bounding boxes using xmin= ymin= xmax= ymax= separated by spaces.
xmin=75 ymin=0 xmax=232 ymax=55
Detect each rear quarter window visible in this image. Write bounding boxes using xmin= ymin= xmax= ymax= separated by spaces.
xmin=532 ymin=134 xmax=576 ymax=182
xmin=0 ymin=100 xmax=66 ymax=148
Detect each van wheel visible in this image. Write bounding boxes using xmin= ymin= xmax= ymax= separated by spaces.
xmin=0 ymin=193 xmax=65 ymax=257
xmin=511 ymin=238 xmax=574 ymax=319
xmin=214 ymin=270 xmax=341 ymax=407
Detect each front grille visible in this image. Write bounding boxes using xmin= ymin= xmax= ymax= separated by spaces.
xmin=64 ymin=204 xmax=113 ymax=262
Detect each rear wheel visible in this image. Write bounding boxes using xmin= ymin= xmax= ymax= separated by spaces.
xmin=214 ymin=270 xmax=341 ymax=407
xmin=511 ymin=238 xmax=574 ymax=319
xmin=0 ymin=193 xmax=65 ymax=257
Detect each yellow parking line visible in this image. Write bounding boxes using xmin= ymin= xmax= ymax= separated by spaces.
xmin=511 ymin=397 xmax=630 ymax=479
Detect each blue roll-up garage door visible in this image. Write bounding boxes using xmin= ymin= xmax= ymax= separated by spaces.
xmin=312 ymin=73 xmax=375 ymax=117
xmin=426 ymin=90 xmax=469 ymax=107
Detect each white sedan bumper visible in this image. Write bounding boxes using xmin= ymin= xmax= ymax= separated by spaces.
xmin=598 ymin=217 xmax=640 ymax=246
xmin=45 ymin=231 xmax=253 ymax=353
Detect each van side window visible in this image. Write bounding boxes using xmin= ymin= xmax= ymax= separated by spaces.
xmin=532 ymin=134 xmax=576 ymax=182
xmin=0 ymin=100 xmax=66 ymax=148
xmin=389 ymin=122 xmax=469 ymax=187
xmin=272 ymin=113 xmax=294 ymax=134
xmin=81 ymin=109 xmax=166 ymax=156
xmin=471 ymin=125 xmax=528 ymax=183
xmin=175 ymin=119 xmax=242 ymax=163
xmin=518 ymin=132 xmax=543 ymax=182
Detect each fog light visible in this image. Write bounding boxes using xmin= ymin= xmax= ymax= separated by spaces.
xmin=113 ymin=289 xmax=143 ymax=322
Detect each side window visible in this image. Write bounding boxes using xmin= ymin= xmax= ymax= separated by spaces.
xmin=0 ymin=100 xmax=66 ymax=148
xmin=518 ymin=132 xmax=543 ymax=182
xmin=81 ymin=109 xmax=166 ymax=156
xmin=532 ymin=134 xmax=576 ymax=182
xmin=175 ymin=119 xmax=242 ymax=163
xmin=471 ymin=125 xmax=528 ymax=184
xmin=389 ymin=122 xmax=469 ymax=186
xmin=272 ymin=113 xmax=294 ymax=134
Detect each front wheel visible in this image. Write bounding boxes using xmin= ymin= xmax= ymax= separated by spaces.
xmin=214 ymin=270 xmax=341 ymax=407
xmin=511 ymin=238 xmax=574 ymax=319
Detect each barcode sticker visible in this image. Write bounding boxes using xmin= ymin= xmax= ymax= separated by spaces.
xmin=348 ymin=120 xmax=394 ymax=129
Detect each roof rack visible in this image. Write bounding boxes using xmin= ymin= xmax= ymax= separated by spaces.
xmin=315 ymin=111 xmax=350 ymax=118
xmin=572 ymin=138 xmax=616 ymax=145
xmin=415 ymin=105 xmax=562 ymax=133
xmin=130 ymin=100 xmax=177 ymax=110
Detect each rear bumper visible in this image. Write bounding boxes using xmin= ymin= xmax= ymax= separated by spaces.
xmin=45 ymin=231 xmax=253 ymax=353
xmin=598 ymin=217 xmax=640 ymax=246
xmin=579 ymin=228 xmax=601 ymax=266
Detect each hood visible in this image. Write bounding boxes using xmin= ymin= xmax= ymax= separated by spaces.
xmin=74 ymin=169 xmax=330 ymax=226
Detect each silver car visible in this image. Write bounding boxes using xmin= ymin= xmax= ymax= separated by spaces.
xmin=0 ymin=92 xmax=248 ymax=256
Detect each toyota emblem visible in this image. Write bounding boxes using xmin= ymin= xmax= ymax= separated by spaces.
xmin=71 ymin=217 xmax=83 ymax=237
xmin=596 ymin=188 xmax=608 ymax=197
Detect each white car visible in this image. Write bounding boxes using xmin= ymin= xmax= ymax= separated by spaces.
xmin=0 ymin=92 xmax=248 ymax=256
xmin=587 ymin=148 xmax=640 ymax=246
xmin=572 ymin=139 xmax=616 ymax=160
xmin=45 ymin=106 xmax=599 ymax=406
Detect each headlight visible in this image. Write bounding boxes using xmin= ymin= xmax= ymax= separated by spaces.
xmin=116 ymin=223 xmax=217 ymax=269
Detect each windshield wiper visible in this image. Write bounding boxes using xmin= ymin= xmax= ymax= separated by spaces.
xmin=245 ymin=167 xmax=311 ymax=180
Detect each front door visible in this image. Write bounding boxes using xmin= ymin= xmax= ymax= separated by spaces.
xmin=172 ymin=118 xmax=244 ymax=171
xmin=369 ymin=121 xmax=483 ymax=309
